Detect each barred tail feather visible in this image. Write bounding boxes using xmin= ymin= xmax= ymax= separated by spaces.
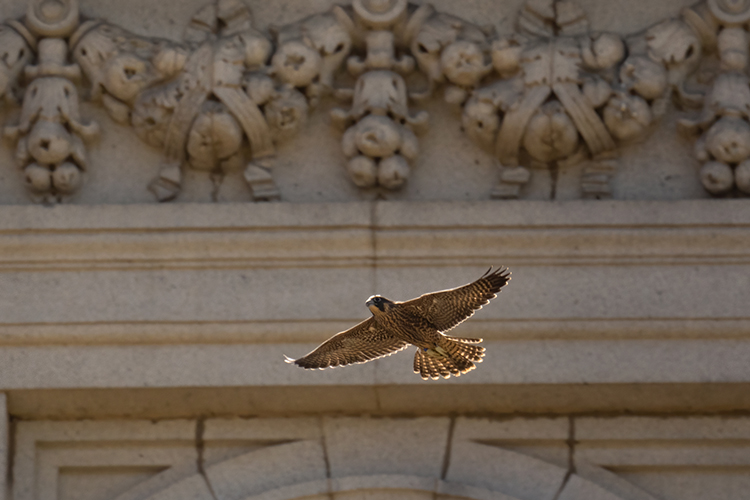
xmin=413 ymin=348 xmax=424 ymax=377
xmin=413 ymin=339 xmax=484 ymax=380
xmin=439 ymin=336 xmax=485 ymax=362
xmin=414 ymin=349 xmax=458 ymax=380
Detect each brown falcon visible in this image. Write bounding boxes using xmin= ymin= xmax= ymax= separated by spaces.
xmin=285 ymin=267 xmax=510 ymax=379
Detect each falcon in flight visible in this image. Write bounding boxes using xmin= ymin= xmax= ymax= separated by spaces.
xmin=285 ymin=267 xmax=510 ymax=379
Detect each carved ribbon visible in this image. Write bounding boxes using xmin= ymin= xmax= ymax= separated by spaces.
xmin=553 ymin=82 xmax=616 ymax=157
xmin=213 ymin=87 xmax=274 ymax=159
xmin=162 ymin=44 xmax=213 ymax=165
xmin=495 ymin=85 xmax=551 ymax=166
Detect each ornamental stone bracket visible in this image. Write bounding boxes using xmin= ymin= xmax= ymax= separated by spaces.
xmin=2 ymin=0 xmax=99 ymax=203
xmin=677 ymin=0 xmax=750 ymax=197
xmin=0 ymin=0 xmax=749 ymax=203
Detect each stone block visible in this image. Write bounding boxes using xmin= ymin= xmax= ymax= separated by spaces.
xmin=204 ymin=417 xmax=322 ymax=441
xmin=576 ymin=416 xmax=750 ymax=440
xmin=572 ymin=416 xmax=750 ymax=500
xmin=453 ymin=416 xmax=569 ymax=440
xmin=0 ymin=267 xmax=374 ymax=324
xmin=13 ymin=420 xmax=198 ymax=500
xmin=334 ymin=490 xmax=431 ymax=500
xmin=557 ymin=474 xmax=641 ymax=500
xmin=437 ymin=483 xmax=519 ymax=500
xmin=205 ymin=441 xmax=328 ymax=500
xmin=575 ymin=417 xmax=750 ymax=467
xmin=612 ymin=468 xmax=750 ymax=500
xmin=0 ymin=394 xmax=5 ymax=500
xmin=444 ymin=439 xmax=567 ymax=500
xmin=134 ymin=475 xmax=213 ymax=500
xmin=452 ymin=417 xmax=570 ymax=468
xmin=323 ymin=417 xmax=450 ymax=478
xmin=572 ymin=461 xmax=662 ymax=500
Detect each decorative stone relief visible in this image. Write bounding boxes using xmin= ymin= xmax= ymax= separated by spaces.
xmin=326 ymin=0 xmax=425 ymax=190
xmin=407 ymin=4 xmax=495 ymax=104
xmin=0 ymin=0 xmax=745 ymax=202
xmin=0 ymin=21 xmax=33 ymax=106
xmin=3 ymin=0 xmax=99 ymax=203
xmin=677 ymin=0 xmax=750 ymax=196
xmin=461 ymin=0 xmax=698 ymax=199
xmin=73 ymin=0 xmax=308 ymax=201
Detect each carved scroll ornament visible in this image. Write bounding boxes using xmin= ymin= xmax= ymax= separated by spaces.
xmin=0 ymin=0 xmax=742 ymax=202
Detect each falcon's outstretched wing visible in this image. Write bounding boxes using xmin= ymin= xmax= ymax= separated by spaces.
xmin=285 ymin=317 xmax=409 ymax=369
xmin=402 ymin=267 xmax=511 ymax=332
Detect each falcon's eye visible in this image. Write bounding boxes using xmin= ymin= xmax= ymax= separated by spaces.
xmin=373 ymin=297 xmax=381 ymax=303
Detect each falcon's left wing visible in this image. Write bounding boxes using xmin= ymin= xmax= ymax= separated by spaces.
xmin=401 ymin=267 xmax=510 ymax=332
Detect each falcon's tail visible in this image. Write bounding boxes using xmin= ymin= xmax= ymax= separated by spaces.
xmin=413 ymin=338 xmax=485 ymax=380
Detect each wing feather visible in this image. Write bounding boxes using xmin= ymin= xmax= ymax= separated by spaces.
xmin=286 ymin=317 xmax=408 ymax=369
xmin=401 ymin=267 xmax=511 ymax=332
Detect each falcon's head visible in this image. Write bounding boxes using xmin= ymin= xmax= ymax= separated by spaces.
xmin=366 ymin=295 xmax=395 ymax=315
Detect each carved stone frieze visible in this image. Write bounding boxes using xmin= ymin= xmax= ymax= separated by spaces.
xmin=0 ymin=0 xmax=746 ymax=202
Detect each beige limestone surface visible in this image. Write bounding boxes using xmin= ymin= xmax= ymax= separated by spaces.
xmin=0 ymin=0 xmax=749 ymax=499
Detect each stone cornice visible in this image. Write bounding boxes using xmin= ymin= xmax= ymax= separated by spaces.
xmin=0 ymin=200 xmax=747 ymax=271
xmin=0 ymin=199 xmax=747 ymax=346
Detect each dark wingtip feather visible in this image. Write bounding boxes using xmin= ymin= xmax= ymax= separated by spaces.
xmin=483 ymin=266 xmax=511 ymax=293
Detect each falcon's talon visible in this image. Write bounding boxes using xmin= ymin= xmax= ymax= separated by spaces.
xmin=286 ymin=266 xmax=511 ymax=380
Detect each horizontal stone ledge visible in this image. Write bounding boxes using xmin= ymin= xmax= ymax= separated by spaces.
xmin=0 ymin=262 xmax=745 ymax=324
xmin=374 ymin=199 xmax=750 ymax=228
xmin=1 ymin=233 xmax=747 ymax=270
xmin=0 ymin=340 xmax=748 ymax=391
xmin=0 ymin=318 xmax=748 ymax=346
xmin=0 ymin=200 xmax=748 ymax=270
xmin=0 ymin=202 xmax=375 ymax=232
xmin=1 ymin=200 xmax=748 ymax=232
xmin=7 ymin=383 xmax=750 ymax=419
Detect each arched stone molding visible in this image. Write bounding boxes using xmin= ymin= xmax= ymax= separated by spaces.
xmin=12 ymin=417 xmax=669 ymax=500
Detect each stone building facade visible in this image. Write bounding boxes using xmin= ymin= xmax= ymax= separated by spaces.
xmin=0 ymin=0 xmax=749 ymax=499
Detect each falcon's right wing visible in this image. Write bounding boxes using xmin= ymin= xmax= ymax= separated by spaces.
xmin=402 ymin=267 xmax=510 ymax=332
xmin=286 ymin=317 xmax=409 ymax=369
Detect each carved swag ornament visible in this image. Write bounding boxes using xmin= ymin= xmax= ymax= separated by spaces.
xmin=460 ymin=0 xmax=700 ymax=199
xmin=0 ymin=0 xmax=743 ymax=202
